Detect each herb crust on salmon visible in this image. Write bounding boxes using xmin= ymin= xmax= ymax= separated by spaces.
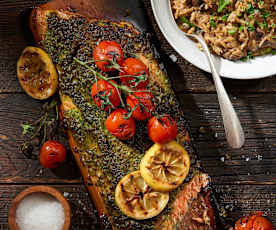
xmin=30 ymin=4 xmax=217 ymax=230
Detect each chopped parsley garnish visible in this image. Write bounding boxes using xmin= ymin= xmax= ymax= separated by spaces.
xmin=247 ymin=23 xmax=255 ymax=31
xmin=209 ymin=18 xmax=216 ymax=27
xmin=218 ymin=0 xmax=231 ymax=13
xmin=221 ymin=13 xmax=230 ymax=21
xmin=241 ymin=51 xmax=254 ymax=61
xmin=239 ymin=25 xmax=244 ymax=31
xmin=179 ymin=16 xmax=195 ymax=28
xmin=247 ymin=3 xmax=255 ymax=14
xmin=259 ymin=1 xmax=264 ymax=6
xmin=262 ymin=10 xmax=270 ymax=18
xmin=228 ymin=28 xmax=237 ymax=35
xmin=258 ymin=21 xmax=268 ymax=29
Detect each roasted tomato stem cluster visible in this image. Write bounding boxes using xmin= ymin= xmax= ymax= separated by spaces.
xmin=76 ymin=40 xmax=178 ymax=142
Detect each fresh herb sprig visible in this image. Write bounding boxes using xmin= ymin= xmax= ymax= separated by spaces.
xmin=19 ymin=98 xmax=59 ymax=159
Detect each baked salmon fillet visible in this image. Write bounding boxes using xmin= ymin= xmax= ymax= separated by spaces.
xmin=30 ymin=4 xmax=217 ymax=230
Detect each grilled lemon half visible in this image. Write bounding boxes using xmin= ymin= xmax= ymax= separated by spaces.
xmin=140 ymin=141 xmax=190 ymax=192
xmin=17 ymin=46 xmax=58 ymax=100
xmin=115 ymin=171 xmax=169 ymax=220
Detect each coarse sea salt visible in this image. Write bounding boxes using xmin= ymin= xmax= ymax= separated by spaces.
xmin=15 ymin=192 xmax=65 ymax=230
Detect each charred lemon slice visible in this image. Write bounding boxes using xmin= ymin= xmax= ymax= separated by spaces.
xmin=17 ymin=46 xmax=58 ymax=100
xmin=140 ymin=141 xmax=190 ymax=192
xmin=115 ymin=171 xmax=169 ymax=220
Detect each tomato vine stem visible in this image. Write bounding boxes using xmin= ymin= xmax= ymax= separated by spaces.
xmin=74 ymin=57 xmax=154 ymax=119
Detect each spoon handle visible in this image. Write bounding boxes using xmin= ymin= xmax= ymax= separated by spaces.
xmin=196 ymin=35 xmax=245 ymax=149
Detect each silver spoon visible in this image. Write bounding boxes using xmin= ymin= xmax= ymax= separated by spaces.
xmin=182 ymin=31 xmax=245 ymax=149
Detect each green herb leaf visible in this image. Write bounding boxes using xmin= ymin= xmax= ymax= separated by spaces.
xmin=179 ymin=16 xmax=194 ymax=28
xmin=247 ymin=23 xmax=255 ymax=31
xmin=247 ymin=3 xmax=259 ymax=14
xmin=218 ymin=0 xmax=231 ymax=12
xmin=262 ymin=10 xmax=270 ymax=18
xmin=259 ymin=1 xmax=264 ymax=6
xmin=258 ymin=21 xmax=268 ymax=28
xmin=241 ymin=51 xmax=253 ymax=61
xmin=239 ymin=25 xmax=244 ymax=31
xmin=220 ymin=14 xmax=229 ymax=21
xmin=179 ymin=16 xmax=200 ymax=31
xmin=228 ymin=28 xmax=237 ymax=35
xmin=209 ymin=18 xmax=216 ymax=27
xmin=21 ymin=124 xmax=35 ymax=135
xmin=247 ymin=3 xmax=254 ymax=14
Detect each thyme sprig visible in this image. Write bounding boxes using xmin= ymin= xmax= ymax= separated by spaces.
xmin=74 ymin=58 xmax=150 ymax=94
xmin=18 ymin=98 xmax=59 ymax=159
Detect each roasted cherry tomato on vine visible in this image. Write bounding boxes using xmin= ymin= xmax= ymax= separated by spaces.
xmin=147 ymin=115 xmax=178 ymax=144
xmin=40 ymin=140 xmax=66 ymax=169
xmin=105 ymin=109 xmax=136 ymax=140
xmin=234 ymin=212 xmax=273 ymax=230
xmin=126 ymin=91 xmax=155 ymax=121
xmin=120 ymin=58 xmax=149 ymax=89
xmin=93 ymin=41 xmax=124 ymax=72
xmin=91 ymin=79 xmax=121 ymax=111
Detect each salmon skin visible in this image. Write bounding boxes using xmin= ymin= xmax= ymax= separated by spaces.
xmin=30 ymin=5 xmax=218 ymax=230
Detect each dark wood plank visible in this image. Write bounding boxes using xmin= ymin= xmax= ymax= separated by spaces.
xmin=179 ymin=93 xmax=276 ymax=140
xmin=1 ymin=93 xmax=276 ymax=185
xmin=214 ymin=184 xmax=276 ymax=227
xmin=177 ymin=93 xmax=276 ymax=184
xmin=0 ymin=184 xmax=99 ymax=230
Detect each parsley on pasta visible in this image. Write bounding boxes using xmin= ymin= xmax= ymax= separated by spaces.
xmin=218 ymin=0 xmax=231 ymax=13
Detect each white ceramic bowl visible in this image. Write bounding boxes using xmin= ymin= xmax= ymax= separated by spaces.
xmin=150 ymin=0 xmax=276 ymax=79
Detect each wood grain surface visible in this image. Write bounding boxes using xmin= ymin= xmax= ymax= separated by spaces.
xmin=0 ymin=0 xmax=276 ymax=228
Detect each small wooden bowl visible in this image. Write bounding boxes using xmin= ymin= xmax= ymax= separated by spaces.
xmin=8 ymin=185 xmax=71 ymax=230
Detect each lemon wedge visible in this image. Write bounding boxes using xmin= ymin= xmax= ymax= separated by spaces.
xmin=115 ymin=171 xmax=169 ymax=220
xmin=17 ymin=46 xmax=58 ymax=100
xmin=140 ymin=141 xmax=190 ymax=192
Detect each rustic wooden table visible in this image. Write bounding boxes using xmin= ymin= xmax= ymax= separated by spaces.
xmin=0 ymin=0 xmax=276 ymax=229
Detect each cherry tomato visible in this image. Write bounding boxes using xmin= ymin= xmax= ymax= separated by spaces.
xmin=234 ymin=212 xmax=273 ymax=230
xmin=93 ymin=41 xmax=124 ymax=72
xmin=91 ymin=79 xmax=121 ymax=111
xmin=147 ymin=114 xmax=178 ymax=144
xmin=40 ymin=140 xmax=66 ymax=169
xmin=126 ymin=91 xmax=155 ymax=121
xmin=120 ymin=58 xmax=149 ymax=89
xmin=105 ymin=109 xmax=136 ymax=140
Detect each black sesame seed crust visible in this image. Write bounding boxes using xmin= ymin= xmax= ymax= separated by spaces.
xmin=40 ymin=11 xmax=201 ymax=230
